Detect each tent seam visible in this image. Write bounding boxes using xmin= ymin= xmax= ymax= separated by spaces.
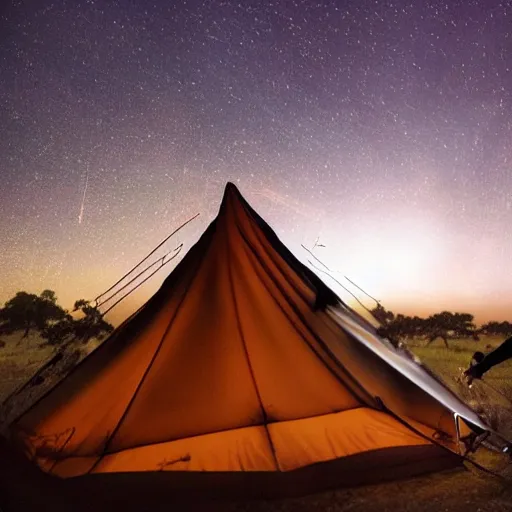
xmin=58 ymin=407 xmax=365 ymax=459
xmin=225 ymin=220 xmax=281 ymax=472
xmin=237 ymin=227 xmax=375 ymax=407
xmin=85 ymin=251 xmax=206 ymax=474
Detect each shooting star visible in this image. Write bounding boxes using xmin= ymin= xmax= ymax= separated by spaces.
xmin=78 ymin=166 xmax=89 ymax=225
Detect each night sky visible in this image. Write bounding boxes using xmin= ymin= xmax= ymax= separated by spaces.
xmin=1 ymin=0 xmax=511 ymax=326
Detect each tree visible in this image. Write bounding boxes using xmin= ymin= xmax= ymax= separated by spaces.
xmin=40 ymin=314 xmax=75 ymax=346
xmin=0 ymin=290 xmax=68 ymax=338
xmin=40 ymin=289 xmax=57 ymax=303
xmin=374 ymin=307 xmax=429 ymax=344
xmin=370 ymin=303 xmax=395 ymax=326
xmin=41 ymin=299 xmax=113 ymax=347
xmin=394 ymin=315 xmax=426 ymax=338
xmin=421 ymin=311 xmax=479 ymax=347
xmin=71 ymin=299 xmax=114 ymax=344
xmin=370 ymin=302 xmax=512 ymax=349
xmin=373 ymin=306 xmax=404 ymax=347
xmin=480 ymin=321 xmax=512 ymax=337
xmin=373 ymin=308 xmax=484 ymax=348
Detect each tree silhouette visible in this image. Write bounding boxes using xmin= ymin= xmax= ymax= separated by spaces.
xmin=423 ymin=312 xmax=479 ymax=347
xmin=40 ymin=289 xmax=57 ymax=303
xmin=373 ymin=305 xmax=404 ymax=347
xmin=71 ymin=299 xmax=114 ymax=343
xmin=394 ymin=315 xmax=426 ymax=338
xmin=0 ymin=290 xmax=68 ymax=338
xmin=371 ymin=307 xmax=486 ymax=348
xmin=424 ymin=324 xmax=450 ymax=348
xmin=41 ymin=299 xmax=113 ymax=346
xmin=0 ymin=290 xmax=113 ymax=354
xmin=480 ymin=321 xmax=512 ymax=337
xmin=370 ymin=303 xmax=395 ymax=326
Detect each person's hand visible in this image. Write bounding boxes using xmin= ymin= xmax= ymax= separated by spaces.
xmin=463 ymin=364 xmax=483 ymax=386
xmin=463 ymin=370 xmax=474 ymax=386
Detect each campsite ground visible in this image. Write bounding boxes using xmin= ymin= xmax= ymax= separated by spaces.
xmin=1 ymin=334 xmax=512 ymax=511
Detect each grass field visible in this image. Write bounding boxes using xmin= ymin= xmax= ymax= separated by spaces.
xmin=1 ymin=333 xmax=512 ymax=511
xmin=411 ymin=336 xmax=512 ymax=443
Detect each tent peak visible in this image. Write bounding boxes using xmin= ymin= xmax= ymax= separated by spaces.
xmin=218 ymin=181 xmax=245 ymax=213
xmin=223 ymin=181 xmax=242 ymax=197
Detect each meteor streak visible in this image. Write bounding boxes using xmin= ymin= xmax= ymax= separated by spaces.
xmin=78 ymin=166 xmax=89 ymax=225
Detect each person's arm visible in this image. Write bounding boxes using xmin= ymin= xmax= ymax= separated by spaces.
xmin=466 ymin=336 xmax=512 ymax=379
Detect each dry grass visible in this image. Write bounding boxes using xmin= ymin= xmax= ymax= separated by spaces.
xmin=411 ymin=336 xmax=512 ymax=442
xmin=0 ymin=333 xmax=99 ymax=427
xmin=0 ymin=333 xmax=54 ymax=402
xmin=1 ymin=333 xmax=512 ymax=511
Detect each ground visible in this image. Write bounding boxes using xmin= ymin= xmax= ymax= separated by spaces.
xmin=1 ymin=333 xmax=512 ymax=511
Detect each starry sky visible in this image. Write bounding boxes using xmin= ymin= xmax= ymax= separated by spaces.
xmin=1 ymin=0 xmax=511 ymax=326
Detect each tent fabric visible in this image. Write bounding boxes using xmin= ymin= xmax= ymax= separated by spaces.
xmin=23 ymin=408 xmax=435 ymax=477
xmin=8 ymin=182 xmax=484 ymax=497
xmin=0 ymin=435 xmax=458 ymax=512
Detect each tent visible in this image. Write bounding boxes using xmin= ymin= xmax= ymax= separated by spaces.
xmin=4 ymin=182 xmax=494 ymax=506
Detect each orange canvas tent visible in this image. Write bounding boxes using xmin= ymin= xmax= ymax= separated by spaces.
xmin=4 ymin=183 xmax=494 ymax=506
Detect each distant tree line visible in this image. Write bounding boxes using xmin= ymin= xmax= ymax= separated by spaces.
xmin=0 ymin=290 xmax=113 ymax=348
xmin=1 ymin=290 xmax=511 ymax=353
xmin=372 ymin=303 xmax=512 ymax=348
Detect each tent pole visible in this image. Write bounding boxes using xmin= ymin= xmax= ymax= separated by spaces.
xmin=94 ymin=213 xmax=199 ymax=304
xmin=96 ymin=244 xmax=183 ymax=310
xmin=343 ymin=275 xmax=380 ymax=305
